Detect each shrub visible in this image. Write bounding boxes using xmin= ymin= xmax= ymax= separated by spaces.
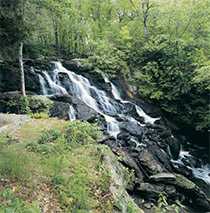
xmin=129 ymin=35 xmax=209 ymax=131
xmin=6 ymin=96 xmax=31 ymax=114
xmin=28 ymin=96 xmax=53 ymax=114
xmin=37 ymin=129 xmax=62 ymax=144
xmin=65 ymin=121 xmax=102 ymax=145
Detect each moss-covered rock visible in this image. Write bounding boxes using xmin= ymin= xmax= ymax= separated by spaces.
xmin=102 ymin=147 xmax=144 ymax=213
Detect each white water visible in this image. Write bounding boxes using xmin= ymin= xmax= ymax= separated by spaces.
xmin=38 ymin=61 xmax=161 ymax=138
xmin=42 ymin=71 xmax=68 ymax=96
xmin=192 ymin=165 xmax=210 ymax=184
xmin=104 ymin=115 xmax=120 ymax=138
xmin=103 ymin=75 xmax=122 ymax=101
xmin=68 ymin=104 xmax=76 ymax=121
xmin=172 ymin=146 xmax=210 ymax=185
xmin=38 ymin=74 xmax=48 ymax=95
xmin=103 ymin=75 xmax=159 ymax=125
xmin=135 ymin=105 xmax=160 ymax=125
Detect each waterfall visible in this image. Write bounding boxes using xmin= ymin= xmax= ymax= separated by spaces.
xmin=38 ymin=61 xmax=161 ymax=138
xmin=135 ymin=105 xmax=160 ymax=125
xmin=42 ymin=71 xmax=68 ymax=96
xmin=192 ymin=165 xmax=210 ymax=184
xmin=38 ymin=74 xmax=48 ymax=95
xmin=36 ymin=61 xmax=210 ymax=188
xmin=68 ymin=104 xmax=76 ymax=121
xmin=103 ymin=74 xmax=159 ymax=125
xmin=103 ymin=75 xmax=122 ymax=101
xmin=104 ymin=115 xmax=120 ymax=138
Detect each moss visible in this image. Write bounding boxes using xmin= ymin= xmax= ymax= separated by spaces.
xmin=175 ymin=174 xmax=196 ymax=190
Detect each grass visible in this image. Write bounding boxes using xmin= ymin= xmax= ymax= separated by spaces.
xmin=0 ymin=118 xmax=113 ymax=213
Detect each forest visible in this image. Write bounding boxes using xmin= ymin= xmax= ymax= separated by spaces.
xmin=0 ymin=0 xmax=210 ymax=212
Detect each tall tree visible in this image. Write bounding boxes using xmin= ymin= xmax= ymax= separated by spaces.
xmin=0 ymin=0 xmax=29 ymax=96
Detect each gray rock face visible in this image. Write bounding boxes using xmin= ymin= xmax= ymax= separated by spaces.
xmin=50 ymin=101 xmax=70 ymax=120
xmin=121 ymin=120 xmax=143 ymax=138
xmin=138 ymin=150 xmax=164 ymax=176
xmin=137 ymin=182 xmax=177 ymax=199
xmin=50 ymin=95 xmax=99 ymax=121
xmin=149 ymin=173 xmax=176 ymax=182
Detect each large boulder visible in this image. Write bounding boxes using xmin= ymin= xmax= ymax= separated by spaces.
xmin=149 ymin=173 xmax=210 ymax=212
xmin=137 ymin=150 xmax=164 ymax=176
xmin=137 ymin=182 xmax=177 ymax=200
xmin=50 ymin=101 xmax=71 ymax=120
xmin=50 ymin=94 xmax=99 ymax=121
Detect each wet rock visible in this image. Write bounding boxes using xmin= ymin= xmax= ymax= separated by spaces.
xmin=149 ymin=173 xmax=210 ymax=211
xmin=50 ymin=94 xmax=99 ymax=121
xmin=118 ymin=151 xmax=144 ymax=181
xmin=148 ymin=144 xmax=173 ymax=171
xmin=137 ymin=182 xmax=176 ymax=200
xmin=50 ymin=101 xmax=71 ymax=120
xmin=63 ymin=59 xmax=92 ymax=73
xmin=166 ymin=136 xmax=181 ymax=160
xmin=121 ymin=121 xmax=143 ymax=138
xmin=102 ymin=147 xmax=144 ymax=213
xmin=171 ymin=158 xmax=194 ymax=177
xmin=149 ymin=173 xmax=176 ymax=183
xmin=117 ymin=132 xmax=130 ymax=141
xmin=138 ymin=150 xmax=164 ymax=176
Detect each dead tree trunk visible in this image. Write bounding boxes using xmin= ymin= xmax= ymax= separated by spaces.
xmin=19 ymin=42 xmax=26 ymax=96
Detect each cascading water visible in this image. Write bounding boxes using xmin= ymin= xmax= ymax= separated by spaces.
xmin=68 ymin=104 xmax=76 ymax=121
xmin=38 ymin=61 xmax=159 ymax=138
xmin=103 ymin=75 xmax=122 ymax=101
xmin=135 ymin=105 xmax=160 ymax=125
xmin=42 ymin=71 xmax=68 ymax=96
xmin=38 ymin=74 xmax=48 ymax=95
xmin=37 ymin=61 xmax=210 ymax=188
xmin=172 ymin=146 xmax=210 ymax=186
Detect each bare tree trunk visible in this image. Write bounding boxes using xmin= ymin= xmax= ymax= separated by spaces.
xmin=142 ymin=0 xmax=150 ymax=38
xmin=19 ymin=42 xmax=26 ymax=96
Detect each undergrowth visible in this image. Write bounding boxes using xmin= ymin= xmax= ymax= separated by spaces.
xmin=0 ymin=119 xmax=113 ymax=212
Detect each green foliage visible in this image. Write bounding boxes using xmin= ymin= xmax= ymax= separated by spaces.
xmin=28 ymin=96 xmax=53 ymax=114
xmin=6 ymin=96 xmax=31 ymax=114
xmin=1 ymin=0 xmax=209 ymax=134
xmin=0 ymin=118 xmax=113 ymax=212
xmin=37 ymin=129 xmax=62 ymax=144
xmin=129 ymin=35 xmax=209 ymax=131
xmin=0 ymin=148 xmax=33 ymax=181
xmin=155 ymin=193 xmax=180 ymax=213
xmin=0 ymin=188 xmax=40 ymax=213
xmin=65 ymin=121 xmax=102 ymax=145
xmin=30 ymin=112 xmax=49 ymax=119
xmin=88 ymin=40 xmax=129 ymax=77
xmin=4 ymin=95 xmax=52 ymax=115
xmin=19 ymin=96 xmax=31 ymax=114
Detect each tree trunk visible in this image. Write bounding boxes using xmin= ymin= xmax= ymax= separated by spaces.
xmin=142 ymin=0 xmax=149 ymax=38
xmin=19 ymin=42 xmax=26 ymax=96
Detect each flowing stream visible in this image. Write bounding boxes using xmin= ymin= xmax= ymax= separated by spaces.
xmin=38 ymin=61 xmax=210 ymax=185
xmin=39 ymin=61 xmax=158 ymax=138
